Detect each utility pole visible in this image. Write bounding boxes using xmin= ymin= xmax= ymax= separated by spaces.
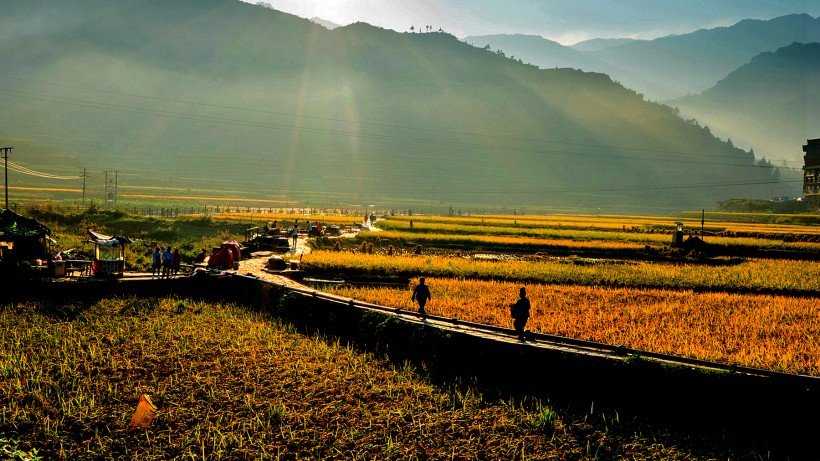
xmin=114 ymin=170 xmax=118 ymax=208
xmin=104 ymin=170 xmax=119 ymax=208
xmin=1 ymin=146 xmax=12 ymax=210
xmin=82 ymin=168 xmax=87 ymax=204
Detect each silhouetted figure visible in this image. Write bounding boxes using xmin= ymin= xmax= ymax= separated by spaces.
xmin=510 ymin=286 xmax=531 ymax=340
xmin=291 ymin=226 xmax=299 ymax=248
xmin=172 ymin=248 xmax=181 ymax=276
xmin=412 ymin=277 xmax=431 ymax=315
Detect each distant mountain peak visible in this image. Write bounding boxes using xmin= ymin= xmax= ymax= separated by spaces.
xmin=310 ymin=16 xmax=340 ymax=30
xmin=570 ymin=38 xmax=637 ymax=52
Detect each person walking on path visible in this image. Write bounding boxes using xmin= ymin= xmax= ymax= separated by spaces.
xmin=510 ymin=286 xmax=531 ymax=340
xmin=412 ymin=277 xmax=431 ymax=315
xmin=291 ymin=225 xmax=299 ymax=248
xmin=151 ymin=246 xmax=162 ymax=278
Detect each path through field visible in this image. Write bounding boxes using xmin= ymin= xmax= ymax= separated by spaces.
xmin=237 ymin=219 xmax=380 ymax=286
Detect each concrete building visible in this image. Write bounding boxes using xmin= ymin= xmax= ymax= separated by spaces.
xmin=802 ymin=139 xmax=820 ymax=203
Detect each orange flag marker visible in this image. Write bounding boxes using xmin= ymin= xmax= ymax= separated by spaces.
xmin=129 ymin=394 xmax=158 ymax=429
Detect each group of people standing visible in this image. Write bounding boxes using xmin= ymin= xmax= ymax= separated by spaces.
xmin=412 ymin=277 xmax=531 ymax=341
xmin=151 ymin=245 xmax=182 ymax=278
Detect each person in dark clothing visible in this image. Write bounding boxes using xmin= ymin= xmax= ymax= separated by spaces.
xmin=412 ymin=277 xmax=431 ymax=315
xmin=172 ymin=248 xmax=181 ymax=277
xmin=194 ymin=249 xmax=207 ymax=264
xmin=510 ymin=286 xmax=531 ymax=340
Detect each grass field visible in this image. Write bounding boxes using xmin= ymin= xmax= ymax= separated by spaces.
xmin=5 ymin=205 xmax=820 ymax=458
xmin=0 ymin=297 xmax=755 ymax=460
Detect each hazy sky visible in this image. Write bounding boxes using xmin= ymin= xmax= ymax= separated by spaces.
xmin=243 ymin=0 xmax=819 ymax=44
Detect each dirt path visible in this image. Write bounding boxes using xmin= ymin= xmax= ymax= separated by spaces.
xmin=237 ymin=221 xmax=381 ymax=286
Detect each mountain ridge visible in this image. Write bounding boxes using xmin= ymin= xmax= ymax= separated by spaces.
xmin=670 ymin=42 xmax=820 ymax=166
xmin=467 ymin=13 xmax=819 ymax=100
xmin=0 ymin=0 xmax=782 ymax=213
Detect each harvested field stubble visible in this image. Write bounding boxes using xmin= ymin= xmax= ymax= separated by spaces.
xmin=1 ymin=297 xmax=755 ymax=460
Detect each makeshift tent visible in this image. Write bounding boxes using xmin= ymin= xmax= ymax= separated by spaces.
xmin=87 ymin=229 xmax=132 ymax=276
xmin=207 ymin=240 xmax=241 ymax=269
xmin=0 ymin=209 xmax=51 ymax=262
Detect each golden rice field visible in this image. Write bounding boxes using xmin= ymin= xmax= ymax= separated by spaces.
xmin=388 ymin=213 xmax=820 ymax=236
xmin=319 ymin=278 xmax=820 ymax=376
xmin=300 ymin=251 xmax=820 ymax=293
xmin=299 ymin=212 xmax=820 ymax=378
xmin=377 ymin=216 xmax=820 ymax=251
xmin=198 ymin=212 xmax=360 ymax=227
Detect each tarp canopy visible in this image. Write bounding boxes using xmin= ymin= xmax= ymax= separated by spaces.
xmin=0 ymin=209 xmax=51 ymax=241
xmin=86 ymin=229 xmax=133 ymax=246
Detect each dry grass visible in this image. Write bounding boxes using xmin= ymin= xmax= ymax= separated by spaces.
xmin=0 ymin=297 xmax=749 ymax=460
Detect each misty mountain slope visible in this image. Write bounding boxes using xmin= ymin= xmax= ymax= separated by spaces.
xmin=570 ymin=38 xmax=636 ymax=52
xmin=590 ymin=13 xmax=820 ymax=100
xmin=468 ymin=14 xmax=819 ymax=101
xmin=462 ymin=34 xmax=610 ymax=71
xmin=670 ymin=42 xmax=820 ymax=165
xmin=0 ymin=0 xmax=779 ymax=213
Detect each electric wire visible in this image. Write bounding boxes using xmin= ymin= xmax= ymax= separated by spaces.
xmin=1 ymin=159 xmax=81 ymax=180
xmin=0 ymin=73 xmax=784 ymax=163
xmin=0 ymin=86 xmax=792 ymax=171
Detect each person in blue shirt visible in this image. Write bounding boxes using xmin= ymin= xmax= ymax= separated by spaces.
xmin=152 ymin=246 xmax=162 ymax=278
xmin=162 ymin=246 xmax=173 ymax=278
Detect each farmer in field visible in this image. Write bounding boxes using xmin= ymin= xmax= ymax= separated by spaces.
xmin=291 ymin=225 xmax=299 ymax=248
xmin=412 ymin=277 xmax=431 ymax=315
xmin=510 ymin=286 xmax=531 ymax=340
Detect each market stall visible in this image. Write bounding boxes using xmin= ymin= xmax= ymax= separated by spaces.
xmin=87 ymin=229 xmax=132 ymax=277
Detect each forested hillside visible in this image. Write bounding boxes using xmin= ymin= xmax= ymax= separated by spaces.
xmin=671 ymin=42 xmax=820 ymax=164
xmin=0 ymin=0 xmax=780 ymax=213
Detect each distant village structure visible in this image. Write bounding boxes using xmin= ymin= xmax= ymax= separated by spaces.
xmin=802 ymin=139 xmax=820 ymax=205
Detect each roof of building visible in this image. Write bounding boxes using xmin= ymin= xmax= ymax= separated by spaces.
xmin=0 ymin=209 xmax=51 ymax=240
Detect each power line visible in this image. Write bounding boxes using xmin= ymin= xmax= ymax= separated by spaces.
xmin=1 ymin=73 xmax=747 ymax=160
xmin=0 ymin=159 xmax=81 ymax=180
xmin=4 ymin=73 xmax=804 ymax=166
xmin=1 ymin=147 xmax=11 ymax=209
xmin=0 ymin=86 xmax=797 ymax=171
